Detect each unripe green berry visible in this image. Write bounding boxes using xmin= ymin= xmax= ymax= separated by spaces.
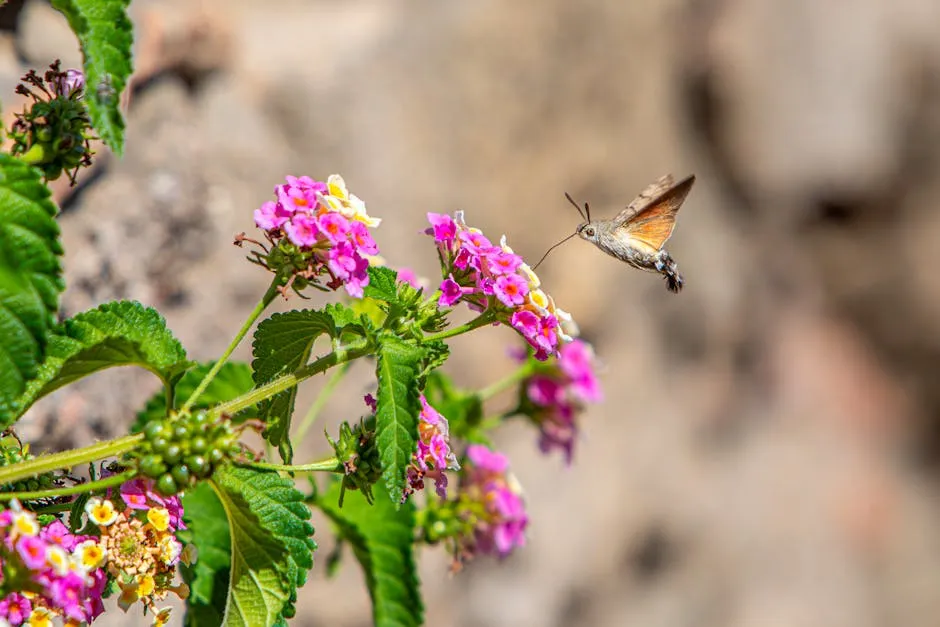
xmin=171 ymin=464 xmax=191 ymax=486
xmin=140 ymin=455 xmax=167 ymax=479
xmin=190 ymin=436 xmax=208 ymax=454
xmin=173 ymin=423 xmax=191 ymax=441
xmin=186 ymin=455 xmax=210 ymax=478
xmin=143 ymin=421 xmax=165 ymax=441
xmin=208 ymin=447 xmax=226 ymax=465
xmin=156 ymin=474 xmax=178 ymax=497
xmin=164 ymin=444 xmax=182 ymax=465
xmin=150 ymin=436 xmax=170 ymax=454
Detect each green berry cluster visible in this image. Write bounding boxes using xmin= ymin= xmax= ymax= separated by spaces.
xmin=0 ymin=434 xmax=56 ymax=493
xmin=138 ymin=412 xmax=239 ymax=496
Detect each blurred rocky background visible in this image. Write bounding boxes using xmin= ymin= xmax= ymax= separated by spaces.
xmin=5 ymin=0 xmax=940 ymax=624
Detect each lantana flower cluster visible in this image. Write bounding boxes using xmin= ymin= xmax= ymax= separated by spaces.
xmin=454 ymin=445 xmax=528 ymax=559
xmin=0 ymin=501 xmax=106 ymax=625
xmin=403 ymin=395 xmax=460 ymax=502
xmin=253 ymin=174 xmax=381 ymax=298
xmin=87 ymin=478 xmax=191 ymax=618
xmin=520 ymin=339 xmax=602 ymax=463
xmin=427 ymin=211 xmax=577 ymax=360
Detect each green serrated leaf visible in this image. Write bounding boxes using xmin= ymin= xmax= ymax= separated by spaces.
xmin=51 ymin=0 xmax=133 ymax=155
xmin=180 ymin=483 xmax=231 ymax=627
xmin=324 ymin=302 xmax=369 ymax=338
xmin=134 ymin=361 xmax=256 ymax=433
xmin=418 ymin=340 xmax=449 ymax=384
xmin=252 ymin=310 xmax=337 ymax=462
xmin=374 ymin=336 xmax=423 ymax=504
xmin=319 ymin=480 xmax=423 ymax=627
xmin=1 ymin=300 xmax=188 ymax=428
xmin=211 ymin=466 xmax=315 ymax=627
xmin=0 ymin=155 xmax=63 ymax=414
xmin=364 ymin=266 xmax=400 ymax=303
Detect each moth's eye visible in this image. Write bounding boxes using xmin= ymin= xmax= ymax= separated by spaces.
xmin=585 ymin=228 xmax=595 ymax=237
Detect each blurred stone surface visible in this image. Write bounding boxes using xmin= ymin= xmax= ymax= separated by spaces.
xmin=6 ymin=0 xmax=940 ymax=625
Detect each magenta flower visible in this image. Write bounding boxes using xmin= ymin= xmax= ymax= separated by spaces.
xmin=254 ymin=200 xmax=290 ymax=231
xmin=559 ymin=340 xmax=603 ymax=403
xmin=466 ymin=444 xmax=509 ymax=474
xmin=276 ymin=181 xmax=317 ymax=214
xmin=439 ymin=275 xmax=473 ymax=307
xmin=486 ymin=251 xmax=523 ymax=275
xmin=493 ymin=273 xmax=529 ymax=307
xmin=458 ymin=445 xmax=528 ymax=559
xmin=0 ymin=593 xmax=30 ymax=626
xmin=510 ymin=310 xmax=540 ymax=341
xmin=284 ymin=213 xmax=320 ymax=247
xmin=349 ymin=221 xmax=379 ymax=255
xmin=328 ymin=241 xmax=359 ymax=279
xmin=286 ymin=175 xmax=327 ymax=195
xmin=364 ymin=393 xmax=378 ymax=412
xmin=457 ymin=230 xmax=495 ymax=257
xmin=49 ymin=571 xmax=88 ymax=621
xmin=40 ymin=520 xmax=78 ymax=551
xmin=15 ymin=535 xmax=47 ymax=569
xmin=427 ymin=213 xmax=457 ymax=242
xmin=318 ymin=212 xmax=351 ymax=244
xmin=526 ymin=376 xmax=563 ymax=406
xmin=519 ymin=338 xmax=602 ymax=463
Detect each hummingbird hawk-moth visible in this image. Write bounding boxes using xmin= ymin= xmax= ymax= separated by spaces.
xmin=534 ymin=174 xmax=695 ymax=293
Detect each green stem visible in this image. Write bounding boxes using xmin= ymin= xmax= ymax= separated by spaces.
xmin=180 ymin=279 xmax=281 ymax=414
xmin=0 ymin=434 xmax=143 ymax=486
xmin=424 ymin=311 xmax=497 ymax=343
xmin=209 ymin=339 xmax=372 ymax=419
xmin=479 ymin=362 xmax=535 ymax=401
xmin=0 ymin=471 xmax=136 ymax=502
xmin=293 ymin=361 xmax=352 ymax=445
xmin=239 ymin=458 xmax=341 ymax=473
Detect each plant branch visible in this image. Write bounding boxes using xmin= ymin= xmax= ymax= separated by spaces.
xmin=423 ymin=310 xmax=497 ymax=343
xmin=0 ymin=435 xmax=143 ymax=486
xmin=180 ymin=278 xmax=281 ymax=413
xmin=0 ymin=470 xmax=137 ymax=502
xmin=209 ymin=339 xmax=372 ymax=419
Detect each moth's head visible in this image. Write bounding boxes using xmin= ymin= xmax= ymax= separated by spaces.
xmin=577 ymin=222 xmax=599 ymax=243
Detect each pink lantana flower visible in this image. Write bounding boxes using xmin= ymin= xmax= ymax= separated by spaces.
xmin=517 ymin=338 xmax=603 ymax=463
xmin=402 ymin=395 xmax=460 ymax=501
xmin=456 ymin=445 xmax=528 ymax=559
xmin=250 ymin=174 xmax=381 ymax=299
xmin=425 ymin=211 xmax=578 ymax=359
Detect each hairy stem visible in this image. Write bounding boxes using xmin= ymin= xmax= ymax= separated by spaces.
xmin=0 ymin=470 xmax=137 ymax=502
xmin=0 ymin=435 xmax=143 ymax=486
xmin=240 ymin=458 xmax=341 ymax=474
xmin=423 ymin=310 xmax=497 ymax=343
xmin=209 ymin=339 xmax=372 ymax=419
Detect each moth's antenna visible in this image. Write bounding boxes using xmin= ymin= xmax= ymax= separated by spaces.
xmin=532 ymin=232 xmax=578 ymax=271
xmin=584 ymin=201 xmax=592 ymax=222
xmin=564 ymin=192 xmax=587 ymax=222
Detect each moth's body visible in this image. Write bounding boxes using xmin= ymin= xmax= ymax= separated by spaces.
xmin=573 ymin=174 xmax=694 ymax=293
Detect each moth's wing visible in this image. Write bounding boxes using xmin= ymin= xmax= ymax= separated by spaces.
xmin=614 ymin=174 xmax=677 ymax=223
xmin=615 ymin=174 xmax=695 ymax=251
